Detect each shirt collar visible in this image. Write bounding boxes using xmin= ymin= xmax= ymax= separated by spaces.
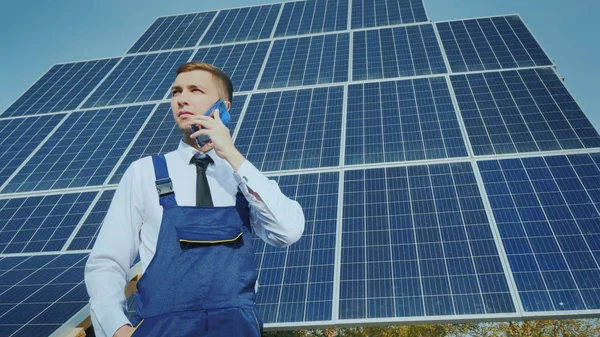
xmin=176 ymin=140 xmax=223 ymax=166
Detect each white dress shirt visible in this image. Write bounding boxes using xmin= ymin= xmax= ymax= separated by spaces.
xmin=84 ymin=141 xmax=305 ymax=337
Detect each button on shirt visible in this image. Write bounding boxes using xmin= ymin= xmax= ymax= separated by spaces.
xmin=85 ymin=141 xmax=305 ymax=337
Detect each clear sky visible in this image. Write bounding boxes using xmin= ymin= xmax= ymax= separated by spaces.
xmin=1 ymin=0 xmax=598 ymax=126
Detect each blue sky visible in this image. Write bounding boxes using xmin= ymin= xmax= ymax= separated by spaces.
xmin=0 ymin=0 xmax=598 ymax=126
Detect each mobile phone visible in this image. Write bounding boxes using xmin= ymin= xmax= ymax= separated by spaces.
xmin=190 ymin=99 xmax=231 ymax=144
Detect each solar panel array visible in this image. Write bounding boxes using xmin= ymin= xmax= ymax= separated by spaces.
xmin=1 ymin=0 xmax=599 ymax=335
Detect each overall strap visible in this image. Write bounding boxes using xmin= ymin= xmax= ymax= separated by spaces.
xmin=152 ymin=155 xmax=177 ymax=207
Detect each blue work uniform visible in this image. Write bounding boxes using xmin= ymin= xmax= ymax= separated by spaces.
xmin=130 ymin=155 xmax=263 ymax=336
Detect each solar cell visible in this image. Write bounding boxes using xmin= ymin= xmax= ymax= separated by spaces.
xmin=82 ymin=50 xmax=193 ymax=108
xmin=341 ymin=163 xmax=515 ymax=319
xmin=451 ymin=68 xmax=600 ymax=156
xmin=2 ymin=59 xmax=119 ymax=117
xmin=67 ymin=190 xmax=116 ymax=251
xmin=274 ymin=0 xmax=348 ymax=37
xmin=437 ymin=15 xmax=553 ymax=73
xmin=346 ymin=77 xmax=467 ymax=165
xmin=236 ymin=87 xmax=343 ymax=172
xmin=0 ymin=114 xmax=66 ymax=187
xmin=1 ymin=105 xmax=155 ymax=193
xmin=479 ymin=154 xmax=600 ymax=312
xmin=259 ymin=33 xmax=349 ymax=89
xmin=351 ymin=0 xmax=428 ymax=29
xmin=0 ymin=192 xmax=97 ymax=254
xmin=0 ymin=253 xmax=88 ymax=337
xmin=200 ymin=4 xmax=281 ymax=45
xmin=353 ymin=25 xmax=447 ymax=80
xmin=192 ymin=42 xmax=270 ymax=92
xmin=254 ymin=172 xmax=338 ymax=323
xmin=128 ymin=12 xmax=216 ymax=53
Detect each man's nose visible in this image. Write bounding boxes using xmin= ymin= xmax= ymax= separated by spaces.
xmin=177 ymin=92 xmax=189 ymax=106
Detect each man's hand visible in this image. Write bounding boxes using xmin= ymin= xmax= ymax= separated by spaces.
xmin=190 ymin=109 xmax=246 ymax=171
xmin=113 ymin=324 xmax=135 ymax=337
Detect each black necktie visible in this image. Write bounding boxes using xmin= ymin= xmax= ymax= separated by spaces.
xmin=190 ymin=154 xmax=214 ymax=207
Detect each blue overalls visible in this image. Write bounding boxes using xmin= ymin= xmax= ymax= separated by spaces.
xmin=130 ymin=155 xmax=262 ymax=336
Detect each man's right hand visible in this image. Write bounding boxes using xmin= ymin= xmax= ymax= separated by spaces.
xmin=113 ymin=324 xmax=135 ymax=337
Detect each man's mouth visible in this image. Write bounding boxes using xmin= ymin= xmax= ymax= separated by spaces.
xmin=178 ymin=110 xmax=193 ymax=117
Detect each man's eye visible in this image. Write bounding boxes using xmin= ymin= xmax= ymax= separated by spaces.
xmin=172 ymin=90 xmax=181 ymax=96
xmin=193 ymin=89 xmax=204 ymax=93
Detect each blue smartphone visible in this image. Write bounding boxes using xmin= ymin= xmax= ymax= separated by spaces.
xmin=190 ymin=99 xmax=231 ymax=144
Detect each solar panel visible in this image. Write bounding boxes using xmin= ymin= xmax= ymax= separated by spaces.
xmin=351 ymin=0 xmax=428 ymax=29
xmin=192 ymin=42 xmax=270 ymax=92
xmin=109 ymin=95 xmax=247 ymax=185
xmin=346 ymin=77 xmax=467 ymax=165
xmin=67 ymin=190 xmax=116 ymax=251
xmin=353 ymin=25 xmax=447 ymax=81
xmin=199 ymin=4 xmax=281 ymax=45
xmin=0 ymin=192 xmax=97 ymax=254
xmin=81 ymin=51 xmax=193 ymax=108
xmin=127 ymin=12 xmax=217 ymax=54
xmin=235 ymin=87 xmax=343 ymax=172
xmin=1 ymin=105 xmax=155 ymax=193
xmin=259 ymin=33 xmax=349 ymax=89
xmin=253 ymin=172 xmax=339 ymax=323
xmin=451 ymin=68 xmax=600 ymax=156
xmin=274 ymin=0 xmax=348 ymax=37
xmin=341 ymin=163 xmax=515 ymax=319
xmin=437 ymin=15 xmax=553 ymax=73
xmin=0 ymin=114 xmax=66 ymax=186
xmin=478 ymin=153 xmax=600 ymax=312
xmin=0 ymin=253 xmax=88 ymax=337
xmin=1 ymin=59 xmax=119 ymax=118
xmin=3 ymin=0 xmax=600 ymax=334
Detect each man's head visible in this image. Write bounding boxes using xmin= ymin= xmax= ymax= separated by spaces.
xmin=170 ymin=62 xmax=233 ymax=137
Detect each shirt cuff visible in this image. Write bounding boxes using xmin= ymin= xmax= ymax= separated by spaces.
xmin=95 ymin=307 xmax=132 ymax=337
xmin=234 ymin=160 xmax=272 ymax=200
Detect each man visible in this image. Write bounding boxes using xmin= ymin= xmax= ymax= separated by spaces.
xmin=85 ymin=62 xmax=305 ymax=337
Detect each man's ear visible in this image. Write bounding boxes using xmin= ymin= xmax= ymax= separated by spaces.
xmin=224 ymin=100 xmax=232 ymax=110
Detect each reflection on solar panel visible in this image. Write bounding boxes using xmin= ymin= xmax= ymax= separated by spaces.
xmin=346 ymin=77 xmax=467 ymax=165
xmin=82 ymin=50 xmax=193 ymax=108
xmin=200 ymin=4 xmax=281 ymax=45
xmin=341 ymin=163 xmax=515 ymax=319
xmin=128 ymin=12 xmax=216 ymax=53
xmin=109 ymin=95 xmax=247 ymax=184
xmin=452 ymin=68 xmax=600 ymax=156
xmin=437 ymin=16 xmax=553 ymax=73
xmin=67 ymin=190 xmax=116 ymax=251
xmin=351 ymin=0 xmax=428 ymax=29
xmin=253 ymin=172 xmax=338 ymax=323
xmin=0 ymin=114 xmax=65 ymax=186
xmin=259 ymin=33 xmax=349 ymax=89
xmin=0 ymin=192 xmax=96 ymax=254
xmin=192 ymin=42 xmax=270 ymax=92
xmin=2 ymin=0 xmax=600 ymax=334
xmin=353 ymin=25 xmax=446 ymax=80
xmin=236 ymin=87 xmax=343 ymax=171
xmin=479 ymin=154 xmax=600 ymax=312
xmin=1 ymin=59 xmax=119 ymax=117
xmin=1 ymin=105 xmax=154 ymax=193
xmin=0 ymin=253 xmax=88 ymax=337
xmin=274 ymin=0 xmax=348 ymax=37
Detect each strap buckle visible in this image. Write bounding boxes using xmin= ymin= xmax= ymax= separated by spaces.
xmin=155 ymin=178 xmax=174 ymax=196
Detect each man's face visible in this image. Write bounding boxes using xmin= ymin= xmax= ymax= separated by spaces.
xmin=170 ymin=70 xmax=223 ymax=133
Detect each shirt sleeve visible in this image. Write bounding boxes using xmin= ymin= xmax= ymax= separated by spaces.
xmin=234 ymin=160 xmax=305 ymax=248
xmin=84 ymin=160 xmax=144 ymax=337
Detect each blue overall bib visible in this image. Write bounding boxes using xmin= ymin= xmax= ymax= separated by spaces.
xmin=130 ymin=155 xmax=262 ymax=336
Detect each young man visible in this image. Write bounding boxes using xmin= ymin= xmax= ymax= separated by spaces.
xmin=85 ymin=62 xmax=305 ymax=337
